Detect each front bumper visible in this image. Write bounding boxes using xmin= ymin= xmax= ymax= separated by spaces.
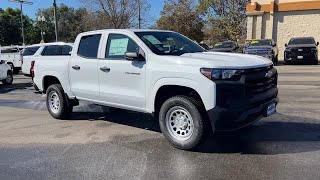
xmin=207 ymin=67 xmax=279 ymax=131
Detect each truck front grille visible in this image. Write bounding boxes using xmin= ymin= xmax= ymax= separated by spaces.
xmin=244 ymin=66 xmax=278 ymax=96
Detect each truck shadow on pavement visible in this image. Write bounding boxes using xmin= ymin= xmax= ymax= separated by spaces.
xmin=0 ymin=83 xmax=33 ymax=94
xmin=68 ymin=107 xmax=320 ymax=155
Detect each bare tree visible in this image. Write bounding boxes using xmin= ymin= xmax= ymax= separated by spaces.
xmin=157 ymin=0 xmax=204 ymax=42
xmin=198 ymin=0 xmax=247 ymax=42
xmin=80 ymin=0 xmax=150 ymax=29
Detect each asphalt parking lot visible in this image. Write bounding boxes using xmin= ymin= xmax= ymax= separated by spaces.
xmin=0 ymin=64 xmax=320 ymax=179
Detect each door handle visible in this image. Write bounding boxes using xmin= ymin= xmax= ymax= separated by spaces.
xmin=100 ymin=66 xmax=110 ymax=72
xmin=72 ymin=65 xmax=80 ymax=70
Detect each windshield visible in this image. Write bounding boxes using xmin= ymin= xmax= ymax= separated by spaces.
xmin=289 ymin=38 xmax=315 ymax=45
xmin=249 ymin=40 xmax=272 ymax=46
xmin=213 ymin=42 xmax=233 ymax=49
xmin=134 ymin=31 xmax=204 ymax=56
xmin=22 ymin=46 xmax=40 ymax=56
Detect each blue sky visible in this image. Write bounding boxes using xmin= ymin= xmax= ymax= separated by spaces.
xmin=0 ymin=0 xmax=164 ymax=24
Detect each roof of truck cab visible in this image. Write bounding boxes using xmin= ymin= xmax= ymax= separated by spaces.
xmin=26 ymin=42 xmax=73 ymax=48
xmin=79 ymin=29 xmax=173 ymax=35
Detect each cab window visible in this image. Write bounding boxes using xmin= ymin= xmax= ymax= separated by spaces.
xmin=77 ymin=34 xmax=101 ymax=58
xmin=105 ymin=34 xmax=139 ymax=59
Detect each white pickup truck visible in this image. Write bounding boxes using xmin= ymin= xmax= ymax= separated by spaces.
xmin=0 ymin=46 xmax=24 ymax=74
xmin=33 ymin=29 xmax=279 ymax=150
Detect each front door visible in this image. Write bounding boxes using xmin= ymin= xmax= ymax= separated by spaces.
xmin=69 ymin=34 xmax=102 ymax=100
xmin=98 ymin=33 xmax=146 ymax=111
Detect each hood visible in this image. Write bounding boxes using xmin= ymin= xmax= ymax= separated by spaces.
xmin=170 ymin=52 xmax=272 ymax=69
xmin=287 ymin=44 xmax=317 ymax=48
xmin=210 ymin=48 xmax=233 ymax=52
xmin=246 ymin=45 xmax=272 ymax=50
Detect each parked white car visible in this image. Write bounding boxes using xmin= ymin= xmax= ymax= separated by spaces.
xmin=33 ymin=29 xmax=279 ymax=150
xmin=0 ymin=45 xmax=24 ymax=74
xmin=22 ymin=42 xmax=73 ymax=76
xmin=0 ymin=60 xmax=13 ymax=85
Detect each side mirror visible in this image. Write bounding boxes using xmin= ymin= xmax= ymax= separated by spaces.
xmin=125 ymin=52 xmax=140 ymax=61
xmin=0 ymin=60 xmax=5 ymax=64
xmin=317 ymin=42 xmax=319 ymax=46
xmin=273 ymin=42 xmax=277 ymax=47
xmin=285 ymin=43 xmax=288 ymax=47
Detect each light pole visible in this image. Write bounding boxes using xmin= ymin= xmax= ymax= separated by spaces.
xmin=53 ymin=0 xmax=58 ymax=42
xmin=138 ymin=0 xmax=141 ymax=29
xmin=38 ymin=16 xmax=46 ymax=43
xmin=8 ymin=0 xmax=33 ymax=45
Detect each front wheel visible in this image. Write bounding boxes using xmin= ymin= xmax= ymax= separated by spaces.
xmin=46 ymin=84 xmax=71 ymax=119
xmin=159 ymin=96 xmax=206 ymax=150
xmin=2 ymin=71 xmax=13 ymax=85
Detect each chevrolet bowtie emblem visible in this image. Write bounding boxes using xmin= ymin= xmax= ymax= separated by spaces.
xmin=265 ymin=70 xmax=273 ymax=78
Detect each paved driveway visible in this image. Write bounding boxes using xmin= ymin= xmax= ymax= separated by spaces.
xmin=0 ymin=65 xmax=320 ymax=179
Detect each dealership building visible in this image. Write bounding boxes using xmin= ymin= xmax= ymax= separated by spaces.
xmin=246 ymin=0 xmax=320 ymax=59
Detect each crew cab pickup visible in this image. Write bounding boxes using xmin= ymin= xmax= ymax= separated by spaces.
xmin=244 ymin=39 xmax=279 ymax=63
xmin=33 ymin=29 xmax=279 ymax=150
xmin=22 ymin=42 xmax=73 ymax=76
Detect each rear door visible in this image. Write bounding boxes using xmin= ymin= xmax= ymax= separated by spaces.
xmin=69 ymin=34 xmax=102 ymax=100
xmin=98 ymin=33 xmax=146 ymax=110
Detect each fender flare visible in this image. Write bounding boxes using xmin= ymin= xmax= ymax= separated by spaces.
xmin=41 ymin=71 xmax=74 ymax=97
xmin=147 ymin=77 xmax=215 ymax=112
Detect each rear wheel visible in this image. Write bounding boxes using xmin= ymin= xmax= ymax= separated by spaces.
xmin=313 ymin=57 xmax=319 ymax=65
xmin=46 ymin=84 xmax=71 ymax=119
xmin=159 ymin=96 xmax=206 ymax=150
xmin=2 ymin=71 xmax=13 ymax=85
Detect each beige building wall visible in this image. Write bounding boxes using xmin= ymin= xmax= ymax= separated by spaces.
xmin=247 ymin=0 xmax=320 ymax=59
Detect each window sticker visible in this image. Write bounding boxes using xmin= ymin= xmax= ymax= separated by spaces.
xmin=251 ymin=40 xmax=259 ymax=44
xmin=143 ymin=35 xmax=162 ymax=45
xmin=109 ymin=38 xmax=129 ymax=56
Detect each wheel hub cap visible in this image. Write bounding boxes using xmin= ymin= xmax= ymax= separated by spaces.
xmin=49 ymin=92 xmax=60 ymax=114
xmin=166 ymin=106 xmax=194 ymax=141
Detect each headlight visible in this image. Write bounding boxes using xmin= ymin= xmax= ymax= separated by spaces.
xmin=285 ymin=48 xmax=291 ymax=52
xmin=311 ymin=48 xmax=317 ymax=51
xmin=200 ymin=68 xmax=244 ymax=80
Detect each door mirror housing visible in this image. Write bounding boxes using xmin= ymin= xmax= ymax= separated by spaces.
xmin=285 ymin=43 xmax=288 ymax=47
xmin=273 ymin=42 xmax=277 ymax=47
xmin=125 ymin=52 xmax=142 ymax=61
xmin=317 ymin=42 xmax=319 ymax=46
xmin=0 ymin=60 xmax=5 ymax=64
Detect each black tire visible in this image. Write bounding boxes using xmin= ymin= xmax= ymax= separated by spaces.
xmin=46 ymin=84 xmax=71 ymax=119
xmin=313 ymin=58 xmax=319 ymax=65
xmin=159 ymin=96 xmax=206 ymax=150
xmin=2 ymin=71 xmax=13 ymax=85
xmin=274 ymin=55 xmax=278 ymax=63
xmin=13 ymin=67 xmax=20 ymax=74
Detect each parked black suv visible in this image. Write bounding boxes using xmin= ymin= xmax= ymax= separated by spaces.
xmin=284 ymin=37 xmax=319 ymax=65
xmin=210 ymin=41 xmax=240 ymax=53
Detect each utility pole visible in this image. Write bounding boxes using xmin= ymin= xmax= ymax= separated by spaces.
xmin=53 ymin=0 xmax=58 ymax=42
xmin=138 ymin=0 xmax=141 ymax=29
xmin=8 ymin=0 xmax=33 ymax=45
xmin=38 ymin=15 xmax=46 ymax=43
